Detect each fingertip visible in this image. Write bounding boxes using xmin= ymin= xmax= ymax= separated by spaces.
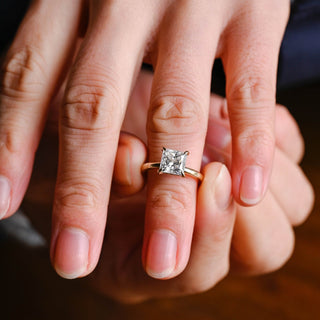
xmin=145 ymin=229 xmax=177 ymax=280
xmin=200 ymin=162 xmax=233 ymax=212
xmin=52 ymin=227 xmax=89 ymax=280
xmin=112 ymin=132 xmax=147 ymax=196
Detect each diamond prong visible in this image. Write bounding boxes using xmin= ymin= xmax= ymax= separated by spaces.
xmin=184 ymin=151 xmax=190 ymax=156
xmin=159 ymin=147 xmax=188 ymax=177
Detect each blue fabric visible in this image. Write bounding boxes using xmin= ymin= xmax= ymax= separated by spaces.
xmin=0 ymin=0 xmax=319 ymax=91
xmin=211 ymin=0 xmax=320 ymax=94
xmin=278 ymin=0 xmax=320 ymax=88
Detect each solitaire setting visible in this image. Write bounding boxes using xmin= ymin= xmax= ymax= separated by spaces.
xmin=159 ymin=147 xmax=189 ymax=177
xmin=141 ymin=147 xmax=203 ymax=182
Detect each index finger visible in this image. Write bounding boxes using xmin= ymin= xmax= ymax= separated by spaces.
xmin=51 ymin=1 xmax=153 ymax=279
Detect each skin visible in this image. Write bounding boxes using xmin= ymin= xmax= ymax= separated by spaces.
xmin=22 ymin=71 xmax=314 ymax=302
xmin=1 ymin=0 xmax=294 ymax=279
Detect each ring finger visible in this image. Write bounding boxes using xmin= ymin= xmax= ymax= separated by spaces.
xmin=143 ymin=1 xmax=223 ymax=279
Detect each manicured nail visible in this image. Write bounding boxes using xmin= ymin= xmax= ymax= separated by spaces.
xmin=214 ymin=165 xmax=232 ymax=210
xmin=53 ymin=227 xmax=89 ymax=279
xmin=240 ymin=165 xmax=263 ymax=205
xmin=146 ymin=229 xmax=177 ymax=279
xmin=0 ymin=175 xmax=11 ymax=219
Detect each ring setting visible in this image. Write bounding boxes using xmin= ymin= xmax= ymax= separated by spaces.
xmin=141 ymin=147 xmax=203 ymax=181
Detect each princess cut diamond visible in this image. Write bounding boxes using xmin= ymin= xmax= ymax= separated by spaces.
xmin=159 ymin=147 xmax=189 ymax=177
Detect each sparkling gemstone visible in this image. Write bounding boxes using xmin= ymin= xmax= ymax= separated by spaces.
xmin=159 ymin=148 xmax=188 ymax=177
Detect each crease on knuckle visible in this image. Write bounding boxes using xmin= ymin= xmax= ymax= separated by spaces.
xmin=63 ymin=80 xmax=122 ymax=131
xmin=149 ymin=96 xmax=206 ymax=136
xmin=149 ymin=184 xmax=193 ymax=212
xmin=228 ymin=76 xmax=274 ymax=106
xmin=236 ymin=128 xmax=275 ymax=163
xmin=56 ymin=182 xmax=101 ymax=210
xmin=1 ymin=46 xmax=46 ymax=99
xmin=0 ymin=130 xmax=25 ymax=155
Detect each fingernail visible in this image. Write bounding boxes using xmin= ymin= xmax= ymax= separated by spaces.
xmin=206 ymin=121 xmax=231 ymax=152
xmin=240 ymin=165 xmax=263 ymax=205
xmin=146 ymin=229 xmax=177 ymax=279
xmin=53 ymin=227 xmax=89 ymax=279
xmin=214 ymin=165 xmax=232 ymax=210
xmin=0 ymin=175 xmax=11 ymax=219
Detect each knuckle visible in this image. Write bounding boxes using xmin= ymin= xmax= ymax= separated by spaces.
xmin=236 ymin=128 xmax=275 ymax=163
xmin=149 ymin=184 xmax=193 ymax=213
xmin=1 ymin=46 xmax=46 ymax=99
xmin=237 ymin=228 xmax=295 ymax=274
xmin=62 ymin=80 xmax=122 ymax=131
xmin=276 ymin=106 xmax=305 ymax=162
xmin=182 ymin=262 xmax=229 ymax=295
xmin=55 ymin=181 xmax=102 ymax=211
xmin=263 ymin=230 xmax=295 ymax=273
xmin=0 ymin=130 xmax=25 ymax=155
xmin=149 ymin=96 xmax=206 ymax=137
xmin=292 ymin=181 xmax=315 ymax=226
xmin=212 ymin=222 xmax=234 ymax=244
xmin=228 ymin=76 xmax=275 ymax=106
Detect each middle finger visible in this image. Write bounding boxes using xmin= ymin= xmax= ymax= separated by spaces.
xmin=143 ymin=1 xmax=222 ymax=279
xmin=51 ymin=0 xmax=156 ymax=279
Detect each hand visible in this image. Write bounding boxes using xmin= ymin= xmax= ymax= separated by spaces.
xmin=1 ymin=0 xmax=291 ymax=279
xmin=23 ymin=71 xmax=314 ymax=302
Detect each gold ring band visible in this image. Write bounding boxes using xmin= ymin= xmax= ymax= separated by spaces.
xmin=141 ymin=162 xmax=203 ymax=181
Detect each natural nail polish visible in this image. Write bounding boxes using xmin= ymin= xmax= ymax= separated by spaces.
xmin=214 ymin=165 xmax=232 ymax=210
xmin=146 ymin=229 xmax=177 ymax=279
xmin=53 ymin=227 xmax=89 ymax=279
xmin=0 ymin=175 xmax=11 ymax=219
xmin=240 ymin=165 xmax=263 ymax=205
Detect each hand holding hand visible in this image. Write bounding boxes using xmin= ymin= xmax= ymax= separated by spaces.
xmin=23 ymin=71 xmax=314 ymax=301
xmin=0 ymin=0 xmax=292 ymax=278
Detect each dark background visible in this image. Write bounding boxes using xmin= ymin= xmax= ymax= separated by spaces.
xmin=0 ymin=1 xmax=320 ymax=319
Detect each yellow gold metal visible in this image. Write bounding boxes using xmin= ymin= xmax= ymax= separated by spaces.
xmin=141 ymin=162 xmax=203 ymax=182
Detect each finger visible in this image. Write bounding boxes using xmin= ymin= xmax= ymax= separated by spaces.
xmin=51 ymin=1 xmax=155 ymax=279
xmin=269 ymin=148 xmax=315 ymax=226
xmin=143 ymin=2 xmax=221 ymax=279
xmin=204 ymin=98 xmax=304 ymax=166
xmin=101 ymin=162 xmax=235 ymax=301
xmin=112 ymin=132 xmax=147 ymax=197
xmin=231 ymin=190 xmax=295 ymax=275
xmin=174 ymin=163 xmax=235 ymax=294
xmin=204 ymin=114 xmax=232 ymax=168
xmin=222 ymin=1 xmax=290 ymax=206
xmin=121 ymin=70 xmax=153 ymax=143
xmin=0 ymin=0 xmax=82 ymax=219
xmin=274 ymin=105 xmax=304 ymax=164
